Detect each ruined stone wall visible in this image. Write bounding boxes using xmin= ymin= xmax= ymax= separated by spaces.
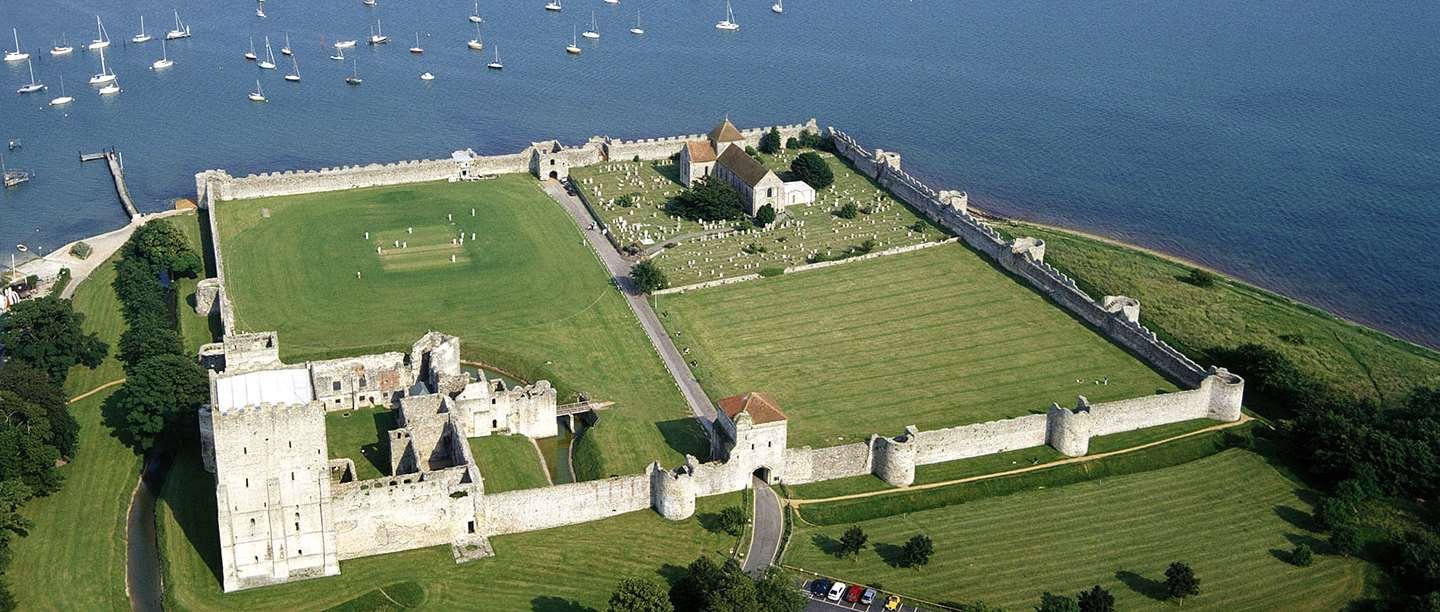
xmin=780 ymin=441 xmax=873 ymax=485
xmin=602 ymin=119 xmax=821 ymax=162
xmin=329 ymin=471 xmax=473 ymax=560
xmin=477 ymin=471 xmax=652 ymax=536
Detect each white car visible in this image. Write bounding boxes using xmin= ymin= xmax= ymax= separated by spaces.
xmin=827 ymin=581 xmax=847 ymax=602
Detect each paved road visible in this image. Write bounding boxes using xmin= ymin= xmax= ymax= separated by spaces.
xmin=743 ymin=475 xmax=783 ymax=577
xmin=541 ymin=181 xmax=718 ymax=450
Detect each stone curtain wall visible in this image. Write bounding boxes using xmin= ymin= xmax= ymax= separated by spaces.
xmin=201 ymin=159 xmax=472 ymax=202
xmin=912 ymin=414 xmax=1051 ymax=466
xmin=477 ymin=471 xmax=652 ymax=536
xmin=330 ymin=476 xmax=462 ymax=560
xmin=781 ymin=442 xmax=873 ymax=485
xmin=603 ymin=119 xmax=820 ymax=162
xmin=827 ymin=128 xmax=1212 ymax=388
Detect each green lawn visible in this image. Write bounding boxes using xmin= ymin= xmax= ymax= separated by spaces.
xmin=997 ymin=220 xmax=1440 ymax=404
xmin=157 ymin=441 xmax=744 ymax=611
xmin=659 ymin=244 xmax=1177 ymax=448
xmin=325 ymin=406 xmax=396 ymax=481
xmin=570 ymin=150 xmax=942 ymax=287
xmin=215 ymin=176 xmax=705 ymax=477
xmin=786 ymin=450 xmax=1365 ymax=610
xmin=468 ymin=435 xmax=551 ymax=493
xmin=173 ymin=211 xmax=224 ymax=355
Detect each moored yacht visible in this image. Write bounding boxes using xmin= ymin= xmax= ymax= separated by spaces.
xmin=131 ymin=17 xmax=152 ymax=44
xmin=6 ymin=29 xmax=30 ymax=62
xmin=166 ymin=10 xmax=191 ymax=40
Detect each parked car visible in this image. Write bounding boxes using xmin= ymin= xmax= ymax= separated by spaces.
xmin=885 ymin=594 xmax=903 ymax=610
xmin=861 ymin=588 xmax=877 ymax=605
xmin=845 ymin=585 xmax=864 ymax=603
xmin=827 ymin=581 xmax=848 ymax=602
xmin=808 ymin=579 xmax=832 ymax=598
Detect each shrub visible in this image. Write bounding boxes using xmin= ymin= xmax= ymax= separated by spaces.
xmin=69 ymin=241 xmax=93 ymax=260
xmin=1185 ymin=268 xmax=1218 ymax=287
xmin=716 ymin=506 xmax=746 ymax=536
xmin=1037 ymin=592 xmax=1079 ymax=612
xmin=1290 ymin=543 xmax=1314 ymax=567
xmin=759 ymin=127 xmax=782 ymax=155
xmin=759 ymin=267 xmax=784 ymax=278
xmin=608 ymin=576 xmax=673 ymax=612
xmin=835 ymin=202 xmax=859 ymax=219
xmin=785 ymin=136 xmax=799 ymax=149
xmin=630 ymin=261 xmax=668 ymax=294
xmin=632 ymin=154 xmax=641 ymax=163
xmin=755 ymin=204 xmax=776 ymax=226
xmin=616 ymin=194 xmax=638 ymax=208
xmin=791 ymin=152 xmax=835 ymax=189
xmin=741 ymin=243 xmax=766 ymax=255
xmin=665 ymin=176 xmax=745 ymax=222
xmin=900 ymin=533 xmax=933 ymax=567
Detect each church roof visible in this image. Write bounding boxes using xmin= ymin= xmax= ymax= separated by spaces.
xmin=685 ymin=140 xmax=717 ymax=163
xmin=717 ymin=146 xmax=774 ymax=187
xmin=707 ymin=119 xmax=746 ymax=144
xmin=718 ymin=392 xmax=787 ymax=425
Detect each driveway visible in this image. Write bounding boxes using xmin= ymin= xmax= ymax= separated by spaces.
xmin=744 ymin=475 xmax=783 ymax=577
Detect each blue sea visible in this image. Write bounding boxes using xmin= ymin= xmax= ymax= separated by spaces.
xmin=0 ymin=0 xmax=1436 ymax=348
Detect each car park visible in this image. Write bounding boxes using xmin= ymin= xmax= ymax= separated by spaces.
xmin=809 ymin=578 xmax=832 ymax=598
xmin=827 ymin=581 xmax=848 ymax=602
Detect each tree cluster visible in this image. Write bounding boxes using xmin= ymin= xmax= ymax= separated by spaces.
xmin=790 ymin=152 xmax=834 ymax=190
xmin=649 ymin=556 xmax=802 ymax=612
xmin=630 ymin=261 xmax=669 ymax=295
xmin=786 ymin=129 xmax=828 ymax=151
xmin=665 ymin=176 xmax=746 ymax=222
xmin=759 ymin=127 xmax=782 ymax=155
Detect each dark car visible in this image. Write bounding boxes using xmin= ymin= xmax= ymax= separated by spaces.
xmin=809 ymin=578 xmax=833 ymax=598
xmin=845 ymin=584 xmax=865 ymax=603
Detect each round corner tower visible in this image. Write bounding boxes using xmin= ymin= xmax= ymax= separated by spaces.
xmin=650 ymin=462 xmax=697 ymax=521
xmin=871 ymin=426 xmax=919 ymax=487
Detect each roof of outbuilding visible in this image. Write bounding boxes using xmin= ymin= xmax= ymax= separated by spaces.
xmin=685 ymin=141 xmax=717 ymax=163
xmin=718 ymin=392 xmax=787 ymax=425
xmin=707 ymin=119 xmax=746 ymax=144
xmin=717 ymin=146 xmax=775 ymax=187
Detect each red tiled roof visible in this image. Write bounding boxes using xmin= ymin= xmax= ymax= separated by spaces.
xmin=718 ymin=392 xmax=787 ymax=425
xmin=707 ymin=119 xmax=746 ymax=144
xmin=685 ymin=140 xmax=717 ymax=163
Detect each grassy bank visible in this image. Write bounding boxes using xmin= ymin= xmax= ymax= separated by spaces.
xmin=787 ymin=449 xmax=1364 ymax=610
xmin=995 ymin=220 xmax=1440 ymax=403
xmin=468 ymin=435 xmax=551 ymax=493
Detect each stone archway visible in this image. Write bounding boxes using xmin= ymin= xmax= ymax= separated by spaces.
xmin=752 ymin=466 xmax=771 ymax=483
xmin=548 ymin=170 xmax=558 ymax=180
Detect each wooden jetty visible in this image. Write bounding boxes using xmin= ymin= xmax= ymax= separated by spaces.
xmin=80 ymin=147 xmax=140 ymax=220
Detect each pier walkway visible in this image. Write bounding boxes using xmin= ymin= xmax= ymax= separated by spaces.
xmin=81 ymin=147 xmax=140 ymax=221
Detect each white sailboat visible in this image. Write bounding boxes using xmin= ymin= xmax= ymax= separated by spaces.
xmin=545 ymin=0 xmax=562 ymax=12
xmin=368 ymin=21 xmax=389 ymax=45
xmin=6 ymin=29 xmax=30 ymax=62
xmin=469 ymin=0 xmax=483 ymax=23
xmin=334 ymin=38 xmax=357 ymax=49
xmin=259 ymin=36 xmax=277 ymax=69
xmin=49 ymin=77 xmax=73 ymax=106
xmin=88 ymin=17 xmax=111 ymax=51
xmin=330 ymin=45 xmax=346 ymax=61
xmin=487 ymin=46 xmax=502 ymax=70
xmin=88 ymin=47 xmax=116 ymax=84
xmin=256 ymin=0 xmax=267 ymax=18
xmin=630 ymin=13 xmax=644 ymax=35
xmin=582 ymin=12 xmax=600 ymax=39
xmin=51 ymin=34 xmax=73 ymax=56
xmin=281 ymin=33 xmax=292 ymax=55
xmin=132 ymin=17 xmax=152 ymax=44
xmin=152 ymin=38 xmax=173 ymax=69
xmin=565 ymin=27 xmax=581 ymax=54
xmin=345 ymin=58 xmax=362 ymax=85
xmin=716 ymin=1 xmax=739 ymax=30
xmin=362 ymin=0 xmax=377 ymax=6
xmin=166 ymin=10 xmax=191 ymax=40
xmin=604 ymin=0 xmax=618 ymax=5
xmin=420 ymin=71 xmax=435 ymax=81
xmin=410 ymin=33 xmax=423 ymax=54
xmin=467 ymin=23 xmax=484 ymax=50
xmin=244 ymin=36 xmax=257 ymax=61
xmin=771 ymin=0 xmax=783 ymax=14
xmin=248 ymin=79 xmax=266 ymax=102
xmin=16 ymin=59 xmax=45 ymax=93
xmin=284 ymin=55 xmax=300 ymax=82
xmin=98 ymin=81 xmax=120 ymax=96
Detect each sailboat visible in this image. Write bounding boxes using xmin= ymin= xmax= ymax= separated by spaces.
xmin=152 ymin=38 xmax=173 ymax=69
xmin=334 ymin=38 xmax=357 ymax=49
xmin=362 ymin=0 xmax=377 ymax=6
xmin=715 ymin=1 xmax=739 ymax=30
xmin=16 ymin=59 xmax=45 ymax=93
xmin=49 ymin=77 xmax=73 ymax=106
xmin=6 ymin=29 xmax=30 ymax=62
xmin=88 ymin=17 xmax=111 ymax=51
xmin=166 ymin=10 xmax=191 ymax=40
xmin=256 ymin=0 xmax=267 ymax=19
xmin=604 ymin=0 xmax=618 ymax=4
xmin=51 ymin=34 xmax=73 ymax=56
xmin=259 ymin=36 xmax=277 ymax=69
xmin=771 ymin=0 xmax=783 ymax=14
xmin=368 ymin=21 xmax=389 ymax=45
xmin=630 ymin=13 xmax=644 ymax=35
xmin=285 ymin=55 xmax=300 ymax=82
xmin=410 ymin=33 xmax=423 ymax=54
xmin=467 ymin=23 xmax=484 ymax=50
xmin=98 ymin=80 xmax=120 ymax=96
xmin=248 ymin=79 xmax=266 ymax=102
xmin=419 ymin=71 xmax=434 ymax=81
xmin=545 ymin=0 xmax=562 ymax=12
xmin=487 ymin=46 xmax=502 ymax=70
xmin=2 ymin=157 xmax=32 ymax=189
xmin=132 ymin=17 xmax=152 ymax=43
xmin=469 ymin=0 xmax=483 ymax=23
xmin=582 ymin=12 xmax=600 ymax=39
xmin=565 ymin=27 xmax=581 ymax=54
xmin=88 ymin=47 xmax=116 ymax=84
xmin=330 ymin=45 xmax=345 ymax=61
xmin=244 ymin=36 xmax=257 ymax=61
xmin=281 ymin=33 xmax=292 ymax=55
xmin=345 ymin=58 xmax=362 ymax=85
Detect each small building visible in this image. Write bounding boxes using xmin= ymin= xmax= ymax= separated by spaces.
xmin=714 ymin=391 xmax=788 ymax=485
xmin=680 ymin=119 xmax=814 ymax=216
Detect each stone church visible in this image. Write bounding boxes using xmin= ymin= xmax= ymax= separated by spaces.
xmin=678 ymin=119 xmax=816 ymax=216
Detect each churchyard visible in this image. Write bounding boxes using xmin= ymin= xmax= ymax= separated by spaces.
xmin=658 ymin=244 xmax=1177 ymax=449
xmin=785 ymin=450 xmax=1365 ymax=610
xmin=214 ymin=176 xmax=707 ymax=479
xmin=568 ymin=150 xmax=943 ymax=287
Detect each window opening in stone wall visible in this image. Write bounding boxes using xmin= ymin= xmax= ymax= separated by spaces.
xmin=359 ymin=376 xmax=367 ymax=388
xmin=245 ymin=478 xmax=249 ymax=487
xmin=288 ymin=440 xmax=292 ymax=448
xmin=295 ymin=522 xmax=300 ymax=531
xmin=492 ymin=419 xmax=497 ymax=429
xmin=468 ymin=520 xmax=476 ymax=534
xmin=333 ymin=381 xmax=341 ymax=391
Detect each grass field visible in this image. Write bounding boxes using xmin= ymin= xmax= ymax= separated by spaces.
xmin=570 ymin=150 xmax=942 ymax=286
xmin=468 ymin=435 xmax=551 ymax=493
xmin=215 ymin=176 xmax=705 ymax=476
xmin=156 ymin=441 xmax=745 ymax=611
xmin=786 ymin=450 xmax=1365 ymax=610
xmin=325 ymin=406 xmax=396 ymax=481
xmin=996 ymin=220 xmax=1440 ymax=404
xmin=659 ymin=244 xmax=1177 ymax=448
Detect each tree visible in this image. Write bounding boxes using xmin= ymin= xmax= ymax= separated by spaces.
xmin=785 ymin=137 xmax=799 ymax=149
xmin=0 ymin=296 xmax=108 ymax=383
xmin=715 ymin=506 xmax=746 ymax=536
xmin=1291 ymin=543 xmax=1314 ymax=567
xmin=0 ymin=364 xmax=77 ymax=458
xmin=838 ymin=525 xmax=869 ymax=559
xmin=755 ymin=204 xmax=776 ymax=227
xmin=790 ymin=152 xmax=834 ymax=190
xmin=1037 ymin=592 xmax=1079 ymax=612
xmin=755 ymin=567 xmax=805 ymax=612
xmin=608 ymin=577 xmax=673 ymax=612
xmin=123 ymin=221 xmax=199 ymax=275
xmin=900 ymin=533 xmax=934 ymax=568
xmin=1164 ymin=562 xmax=1200 ymax=603
xmin=666 ymin=176 xmax=745 ymax=222
xmin=668 ymin=556 xmax=758 ymax=612
xmin=0 ymin=391 xmax=62 ymax=495
xmin=118 ymin=325 xmax=183 ymax=368
xmin=1184 ymin=268 xmax=1217 ymax=288
xmin=1330 ymin=524 xmax=1363 ymax=557
xmin=759 ymin=127 xmax=782 ymax=155
xmin=1076 ymin=584 xmax=1115 ymax=612
xmin=835 ymin=202 xmax=859 ymax=220
xmin=630 ymin=261 xmax=669 ymax=295
xmin=114 ymin=353 xmax=209 ymax=452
